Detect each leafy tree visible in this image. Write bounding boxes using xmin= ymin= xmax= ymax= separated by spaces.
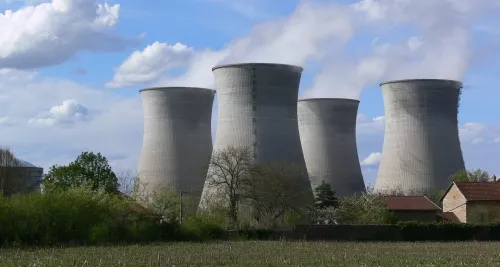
xmin=313 ymin=180 xmax=338 ymax=209
xmin=451 ymin=169 xmax=491 ymax=183
xmin=245 ymin=162 xmax=312 ymax=228
xmin=335 ymin=193 xmax=397 ymax=224
xmin=204 ymin=146 xmax=253 ymax=227
xmin=44 ymin=151 xmax=118 ymax=193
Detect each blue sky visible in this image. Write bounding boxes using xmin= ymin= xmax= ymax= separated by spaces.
xmin=0 ymin=0 xmax=500 ymax=187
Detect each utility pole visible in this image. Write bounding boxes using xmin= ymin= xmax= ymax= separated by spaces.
xmin=179 ymin=190 xmax=184 ymax=224
xmin=179 ymin=190 xmax=201 ymax=224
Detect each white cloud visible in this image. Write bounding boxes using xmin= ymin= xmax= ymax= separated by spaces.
xmin=1 ymin=0 xmax=48 ymax=4
xmin=360 ymin=152 xmax=381 ymax=166
xmin=110 ymin=0 xmax=500 ymax=98
xmin=0 ymin=0 xmax=134 ymax=69
xmin=0 ymin=116 xmax=9 ymax=124
xmin=110 ymin=1 xmax=356 ymax=88
xmin=356 ymin=114 xmax=385 ymax=135
xmin=106 ymin=42 xmax=195 ymax=88
xmin=28 ymin=99 xmax=89 ymax=126
xmin=0 ymin=69 xmax=143 ymax=173
xmin=459 ymin=122 xmax=500 ymax=145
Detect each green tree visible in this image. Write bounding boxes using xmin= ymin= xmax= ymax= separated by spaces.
xmin=44 ymin=151 xmax=118 ymax=192
xmin=451 ymin=169 xmax=490 ymax=183
xmin=335 ymin=193 xmax=397 ymax=224
xmin=313 ymin=180 xmax=338 ymax=209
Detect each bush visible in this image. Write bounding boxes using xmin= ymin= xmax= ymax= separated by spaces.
xmin=179 ymin=216 xmax=225 ymax=241
xmin=235 ymin=229 xmax=274 ymax=240
xmin=0 ymin=186 xmax=177 ymax=246
xmin=397 ymin=221 xmax=486 ymax=241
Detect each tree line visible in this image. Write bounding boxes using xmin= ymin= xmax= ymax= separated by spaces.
xmin=1 ymin=146 xmax=498 ymax=230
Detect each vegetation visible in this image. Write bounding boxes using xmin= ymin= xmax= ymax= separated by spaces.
xmin=245 ymin=163 xmax=311 ymax=228
xmin=334 ymin=192 xmax=397 ymax=224
xmin=43 ymin=151 xmax=119 ymax=193
xmin=4 ymin=147 xmax=500 ymax=249
xmin=451 ymin=168 xmax=492 ymax=182
xmin=0 ymin=148 xmax=40 ymax=196
xmin=313 ymin=180 xmax=338 ymax=209
xmin=2 ymin=242 xmax=500 ymax=266
xmin=204 ymin=146 xmax=253 ymax=227
xmin=0 ymin=185 xmax=177 ymax=246
xmin=203 ymin=146 xmax=315 ymax=229
xmin=132 ymin=178 xmax=181 ymax=222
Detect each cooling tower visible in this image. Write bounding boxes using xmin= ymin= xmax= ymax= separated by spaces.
xmin=375 ymin=79 xmax=465 ymax=194
xmin=199 ymin=63 xmax=313 ymax=209
xmin=137 ymin=87 xmax=215 ymax=200
xmin=298 ymin=98 xmax=366 ymax=197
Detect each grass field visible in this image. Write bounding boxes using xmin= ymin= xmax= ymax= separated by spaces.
xmin=2 ymin=241 xmax=500 ymax=266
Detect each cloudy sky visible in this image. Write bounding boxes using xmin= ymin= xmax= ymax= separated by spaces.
xmin=0 ymin=0 xmax=499 ymax=186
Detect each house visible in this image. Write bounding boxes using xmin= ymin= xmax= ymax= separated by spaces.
xmin=385 ymin=196 xmax=442 ymax=222
xmin=440 ymin=182 xmax=500 ymax=224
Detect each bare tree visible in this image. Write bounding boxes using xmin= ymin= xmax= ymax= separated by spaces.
xmin=205 ymin=146 xmax=253 ymax=226
xmin=0 ymin=147 xmax=23 ymax=196
xmin=116 ymin=170 xmax=137 ymax=195
xmin=244 ymin=162 xmax=312 ymax=228
xmin=130 ymin=176 xmax=180 ymax=222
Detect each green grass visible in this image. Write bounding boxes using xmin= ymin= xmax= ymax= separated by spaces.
xmin=2 ymin=241 xmax=500 ymax=266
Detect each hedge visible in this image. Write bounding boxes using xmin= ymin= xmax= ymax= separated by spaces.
xmin=0 ymin=187 xmax=210 ymax=246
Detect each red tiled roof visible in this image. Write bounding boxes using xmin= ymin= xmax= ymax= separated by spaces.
xmin=385 ymin=196 xmax=441 ymax=211
xmin=455 ymin=182 xmax=500 ymax=201
xmin=437 ymin=212 xmax=460 ymax=222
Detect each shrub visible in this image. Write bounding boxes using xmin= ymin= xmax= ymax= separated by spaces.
xmin=0 ymin=186 xmax=177 ymax=246
xmin=397 ymin=221 xmax=485 ymax=241
xmin=179 ymin=216 xmax=225 ymax=241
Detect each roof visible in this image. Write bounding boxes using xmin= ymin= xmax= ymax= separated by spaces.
xmin=18 ymin=159 xmax=37 ymax=168
xmin=0 ymin=159 xmax=38 ymax=168
xmin=436 ymin=212 xmax=460 ymax=222
xmin=385 ymin=196 xmax=441 ymax=211
xmin=442 ymin=182 xmax=500 ymax=201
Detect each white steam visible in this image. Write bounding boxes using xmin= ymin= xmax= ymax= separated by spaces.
xmin=111 ymin=0 xmax=500 ymax=99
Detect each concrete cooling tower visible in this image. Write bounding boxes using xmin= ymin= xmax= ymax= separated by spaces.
xmin=137 ymin=87 xmax=215 ymax=201
xmin=298 ymin=98 xmax=366 ymax=197
xmin=199 ymin=63 xmax=313 ymax=209
xmin=375 ymin=79 xmax=465 ymax=194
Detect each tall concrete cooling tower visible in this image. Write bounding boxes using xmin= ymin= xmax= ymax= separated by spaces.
xmin=298 ymin=98 xmax=366 ymax=197
xmin=137 ymin=87 xmax=215 ymax=201
xmin=199 ymin=63 xmax=313 ymax=209
xmin=375 ymin=79 xmax=465 ymax=194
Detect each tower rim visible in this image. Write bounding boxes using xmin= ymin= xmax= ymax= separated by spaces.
xmin=212 ymin=63 xmax=303 ymax=72
xmin=298 ymin=97 xmax=360 ymax=103
xmin=380 ymin=79 xmax=462 ymax=87
xmin=139 ymin=87 xmax=215 ymax=93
